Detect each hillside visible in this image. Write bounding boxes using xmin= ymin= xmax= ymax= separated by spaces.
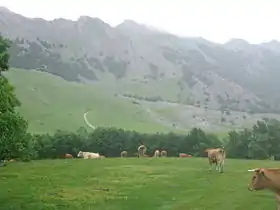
xmin=5 ymin=69 xmax=172 ymax=134
xmin=1 ymin=7 xmax=280 ymax=133
xmin=5 ymin=69 xmax=280 ymax=134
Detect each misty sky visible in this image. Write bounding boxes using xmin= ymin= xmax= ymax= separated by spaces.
xmin=0 ymin=0 xmax=279 ymax=44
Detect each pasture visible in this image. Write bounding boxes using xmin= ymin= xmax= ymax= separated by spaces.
xmin=5 ymin=68 xmax=170 ymax=134
xmin=0 ymin=158 xmax=278 ymax=210
xmin=5 ymin=69 xmax=280 ymax=135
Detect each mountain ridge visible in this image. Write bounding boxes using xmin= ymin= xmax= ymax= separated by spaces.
xmin=1 ymin=6 xmax=280 ymax=116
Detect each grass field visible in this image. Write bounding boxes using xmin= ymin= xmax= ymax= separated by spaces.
xmin=0 ymin=158 xmax=278 ymax=210
xmin=5 ymin=69 xmax=171 ymax=134
xmin=5 ymin=68 xmax=280 ymax=135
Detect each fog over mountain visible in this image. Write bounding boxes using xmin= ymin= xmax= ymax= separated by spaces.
xmin=1 ymin=6 xmax=280 ymax=115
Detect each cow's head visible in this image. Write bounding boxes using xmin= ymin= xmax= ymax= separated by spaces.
xmin=247 ymin=168 xmax=270 ymax=191
xmin=205 ymin=148 xmax=211 ymax=153
xmin=77 ymin=151 xmax=83 ymax=158
xmin=217 ymin=148 xmax=225 ymax=155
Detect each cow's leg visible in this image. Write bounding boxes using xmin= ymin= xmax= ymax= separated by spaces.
xmin=219 ymin=161 xmax=224 ymax=173
xmin=277 ymin=200 xmax=280 ymax=210
xmin=208 ymin=160 xmax=214 ymax=171
xmin=216 ymin=162 xmax=220 ymax=172
xmin=275 ymin=194 xmax=280 ymax=210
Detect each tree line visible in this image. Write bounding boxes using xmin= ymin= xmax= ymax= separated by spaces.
xmin=2 ymin=35 xmax=280 ymax=161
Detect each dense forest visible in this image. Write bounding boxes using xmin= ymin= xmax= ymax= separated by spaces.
xmin=1 ymin=35 xmax=280 ymax=161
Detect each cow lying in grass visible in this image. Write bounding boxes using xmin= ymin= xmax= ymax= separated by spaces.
xmin=65 ymin=153 xmax=73 ymax=158
xmin=179 ymin=153 xmax=192 ymax=158
xmin=77 ymin=151 xmax=101 ymax=159
xmin=248 ymin=168 xmax=280 ymax=210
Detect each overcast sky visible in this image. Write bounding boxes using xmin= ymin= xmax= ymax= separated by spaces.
xmin=0 ymin=0 xmax=279 ymax=44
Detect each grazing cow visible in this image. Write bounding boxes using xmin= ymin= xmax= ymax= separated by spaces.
xmin=77 ymin=151 xmax=101 ymax=159
xmin=65 ymin=153 xmax=73 ymax=159
xmin=154 ymin=150 xmax=160 ymax=157
xmin=120 ymin=151 xmax=128 ymax=157
xmin=248 ymin=168 xmax=280 ymax=210
xmin=160 ymin=150 xmax=167 ymax=157
xmin=137 ymin=145 xmax=147 ymax=158
xmin=205 ymin=148 xmax=226 ymax=173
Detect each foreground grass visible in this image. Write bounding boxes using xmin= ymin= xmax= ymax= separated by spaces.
xmin=5 ymin=69 xmax=170 ymax=134
xmin=0 ymin=158 xmax=278 ymax=210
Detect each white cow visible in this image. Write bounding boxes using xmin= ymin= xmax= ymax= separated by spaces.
xmin=77 ymin=151 xmax=101 ymax=159
xmin=154 ymin=150 xmax=160 ymax=157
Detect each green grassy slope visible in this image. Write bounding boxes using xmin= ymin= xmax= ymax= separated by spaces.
xmin=5 ymin=69 xmax=170 ymax=134
xmin=7 ymin=68 xmax=277 ymax=135
xmin=0 ymin=158 xmax=277 ymax=210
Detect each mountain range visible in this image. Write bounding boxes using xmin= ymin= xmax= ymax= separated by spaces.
xmin=1 ymin=6 xmax=280 ymax=116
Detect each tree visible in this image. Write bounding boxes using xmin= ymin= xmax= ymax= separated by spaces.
xmin=0 ymin=35 xmax=29 ymax=160
xmin=0 ymin=36 xmax=11 ymax=75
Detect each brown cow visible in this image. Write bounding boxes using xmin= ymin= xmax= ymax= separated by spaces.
xmin=121 ymin=151 xmax=128 ymax=157
xmin=160 ymin=150 xmax=167 ymax=157
xmin=65 ymin=153 xmax=73 ymax=158
xmin=179 ymin=153 xmax=188 ymax=158
xmin=205 ymin=148 xmax=226 ymax=173
xmin=248 ymin=168 xmax=280 ymax=210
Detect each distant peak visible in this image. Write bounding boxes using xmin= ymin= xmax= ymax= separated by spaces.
xmin=78 ymin=16 xmax=104 ymax=23
xmin=116 ymin=19 xmax=153 ymax=33
xmin=225 ymin=38 xmax=250 ymax=45
xmin=262 ymin=39 xmax=280 ymax=45
xmin=123 ymin=19 xmax=140 ymax=24
xmin=0 ymin=6 xmax=13 ymax=13
xmin=117 ymin=19 xmax=143 ymax=27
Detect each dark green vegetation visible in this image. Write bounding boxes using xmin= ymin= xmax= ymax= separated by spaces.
xmin=0 ymin=158 xmax=278 ymax=210
xmin=1 ymin=7 xmax=280 ymax=115
xmin=23 ymin=118 xmax=280 ymax=160
xmin=0 ymin=36 xmax=29 ymax=161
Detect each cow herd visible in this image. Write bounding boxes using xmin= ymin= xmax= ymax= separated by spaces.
xmin=120 ymin=145 xmax=168 ymax=158
xmin=69 ymin=146 xmax=224 ymax=164
xmin=64 ymin=144 xmax=191 ymax=159
xmin=25 ymin=146 xmax=280 ymax=208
